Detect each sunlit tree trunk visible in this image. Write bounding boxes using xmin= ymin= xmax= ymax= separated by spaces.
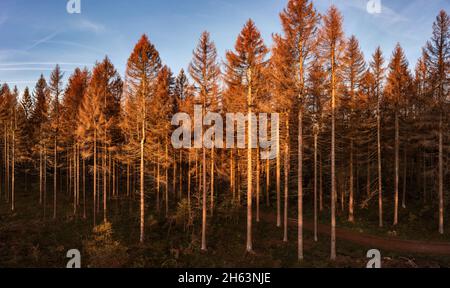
xmin=266 ymin=158 xmax=270 ymax=207
xmin=298 ymin=109 xmax=303 ymax=259
xmin=11 ymin=120 xmax=15 ymax=212
xmin=256 ymin=147 xmax=260 ymax=223
xmin=314 ymin=130 xmax=318 ymax=242
xmin=439 ymin=115 xmax=444 ymax=234
xmin=283 ymin=115 xmax=289 ymax=243
xmin=246 ymin=74 xmax=253 ymax=252
xmin=211 ymin=147 xmax=215 ymax=216
xmin=394 ymin=111 xmax=399 ymax=226
xmin=348 ymin=140 xmax=354 ymax=222
xmin=331 ymin=49 xmax=337 ymax=261
xmin=53 ymin=135 xmax=57 ymax=219
xmin=93 ymin=129 xmax=97 ymax=226
xmin=402 ymin=145 xmax=407 ymax=209
xmin=377 ymin=88 xmax=383 ymax=227
xmin=140 ymin=89 xmax=146 ymax=242
xmin=231 ymin=149 xmax=234 ymax=204
xmin=201 ymin=136 xmax=207 ymax=251
xmin=83 ymin=158 xmax=86 ymax=220
xmin=165 ymin=141 xmax=169 ymax=217
xmin=276 ymin=123 xmax=281 ymax=228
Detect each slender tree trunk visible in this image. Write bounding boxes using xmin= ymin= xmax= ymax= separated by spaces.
xmin=11 ymin=123 xmax=15 ymax=212
xmin=439 ymin=115 xmax=444 ymax=234
xmin=211 ymin=147 xmax=215 ymax=216
xmin=276 ymin=120 xmax=281 ymax=228
xmin=165 ymin=141 xmax=169 ymax=217
xmin=179 ymin=150 xmax=183 ymax=200
xmin=314 ymin=131 xmax=318 ymax=242
xmin=201 ymin=144 xmax=207 ymax=251
xmin=43 ymin=147 xmax=47 ymax=218
xmin=157 ymin=152 xmax=160 ymax=212
xmin=331 ymin=51 xmax=337 ymax=261
xmin=231 ymin=149 xmax=234 ymax=204
xmin=284 ymin=115 xmax=289 ymax=243
xmin=320 ymin=152 xmax=323 ymax=212
xmin=377 ymin=94 xmax=383 ymax=227
xmin=246 ymin=95 xmax=253 ymax=252
xmin=348 ymin=140 xmax=354 ymax=222
xmin=256 ymin=147 xmax=260 ymax=223
xmin=53 ymin=136 xmax=57 ymax=219
xmin=188 ymin=149 xmax=191 ymax=219
xmin=127 ymin=160 xmax=130 ymax=198
xmin=140 ymin=121 xmax=145 ymax=243
xmin=93 ymin=130 xmax=97 ymax=226
xmin=83 ymin=158 xmax=86 ymax=220
xmin=103 ymin=148 xmax=107 ymax=223
xmin=266 ymin=158 xmax=270 ymax=207
xmin=394 ymin=111 xmax=399 ymax=226
xmin=402 ymin=146 xmax=407 ymax=209
xmin=298 ymin=109 xmax=303 ymax=260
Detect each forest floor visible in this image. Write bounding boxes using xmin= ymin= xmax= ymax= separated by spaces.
xmin=1 ymin=182 xmax=450 ymax=268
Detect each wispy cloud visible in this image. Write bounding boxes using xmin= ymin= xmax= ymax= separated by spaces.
xmin=26 ymin=30 xmax=61 ymax=50
xmin=74 ymin=18 xmax=105 ymax=33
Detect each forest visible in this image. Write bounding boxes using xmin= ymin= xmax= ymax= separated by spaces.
xmin=0 ymin=0 xmax=449 ymax=268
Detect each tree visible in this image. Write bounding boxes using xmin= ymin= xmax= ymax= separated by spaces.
xmin=31 ymin=75 xmax=50 ymax=214
xmin=124 ymin=34 xmax=162 ymax=243
xmin=272 ymin=0 xmax=319 ymax=259
xmin=189 ymin=31 xmax=220 ymax=251
xmin=224 ymin=19 xmax=268 ymax=253
xmin=342 ymin=35 xmax=366 ymax=222
xmin=77 ymin=58 xmax=122 ymax=226
xmin=385 ymin=43 xmax=412 ymax=226
xmin=48 ymin=65 xmax=64 ymax=219
xmin=424 ymin=10 xmax=449 ymax=234
xmin=318 ymin=5 xmax=346 ymax=260
xmin=62 ymin=68 xmax=90 ymax=219
xmin=370 ymin=47 xmax=386 ymax=228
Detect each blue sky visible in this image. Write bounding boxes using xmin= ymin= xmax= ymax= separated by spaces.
xmin=0 ymin=0 xmax=448 ymax=93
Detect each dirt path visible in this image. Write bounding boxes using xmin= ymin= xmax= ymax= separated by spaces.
xmin=262 ymin=213 xmax=450 ymax=256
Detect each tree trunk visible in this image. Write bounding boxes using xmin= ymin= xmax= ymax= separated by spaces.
xmin=283 ymin=115 xmax=289 ymax=243
xmin=53 ymin=136 xmax=57 ymax=219
xmin=331 ymin=51 xmax=337 ymax=261
xmin=140 ymin=123 xmax=145 ymax=243
xmin=298 ymin=110 xmax=303 ymax=259
xmin=211 ymin=147 xmax=215 ymax=216
xmin=246 ymin=98 xmax=253 ymax=252
xmin=93 ymin=130 xmax=97 ymax=226
xmin=394 ymin=111 xmax=399 ymax=226
xmin=266 ymin=158 xmax=270 ymax=207
xmin=11 ymin=123 xmax=15 ymax=212
xmin=201 ymin=144 xmax=207 ymax=251
xmin=256 ymin=147 xmax=260 ymax=223
xmin=439 ymin=115 xmax=444 ymax=234
xmin=276 ymin=120 xmax=281 ymax=228
xmin=165 ymin=141 xmax=169 ymax=217
xmin=314 ymin=131 xmax=318 ymax=242
xmin=377 ymin=94 xmax=383 ymax=228
xmin=348 ymin=140 xmax=354 ymax=222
